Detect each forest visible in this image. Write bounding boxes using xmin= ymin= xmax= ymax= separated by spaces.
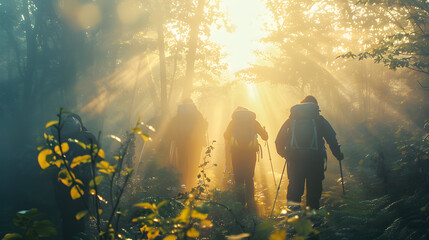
xmin=0 ymin=0 xmax=428 ymax=239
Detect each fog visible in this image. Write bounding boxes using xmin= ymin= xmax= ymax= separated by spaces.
xmin=0 ymin=0 xmax=428 ymax=238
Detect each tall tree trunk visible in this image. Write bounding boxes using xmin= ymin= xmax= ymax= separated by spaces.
xmin=183 ymin=0 xmax=206 ymax=99
xmin=22 ymin=0 xmax=37 ymax=109
xmin=154 ymin=1 xmax=168 ymax=115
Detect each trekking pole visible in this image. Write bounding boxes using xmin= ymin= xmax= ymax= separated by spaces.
xmin=270 ymin=159 xmax=286 ymax=217
xmin=266 ymin=141 xmax=277 ymax=188
xmin=338 ymin=145 xmax=345 ymax=195
xmin=339 ymin=159 xmax=345 ymax=195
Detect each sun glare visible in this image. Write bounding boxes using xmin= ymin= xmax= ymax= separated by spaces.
xmin=210 ymin=0 xmax=269 ymax=73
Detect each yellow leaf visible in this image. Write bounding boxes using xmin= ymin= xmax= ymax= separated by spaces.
xmin=226 ymin=233 xmax=250 ymax=240
xmin=163 ymin=235 xmax=177 ymax=240
xmin=70 ymin=155 xmax=91 ymax=168
xmin=75 ymin=179 xmax=83 ymax=185
xmin=75 ymin=210 xmax=88 ymax=220
xmin=90 ymin=189 xmax=96 ymax=195
xmin=70 ymin=185 xmax=84 ymax=200
xmin=68 ymin=138 xmax=87 ymax=149
xmin=45 ymin=120 xmax=59 ymax=128
xmin=58 ymin=169 xmax=75 ymax=187
xmin=98 ymin=149 xmax=105 ymax=159
xmin=147 ymin=228 xmax=159 ymax=240
xmin=89 ymin=176 xmax=104 ymax=187
xmin=269 ymin=229 xmax=286 ymax=240
xmin=131 ymin=127 xmax=142 ymax=134
xmin=174 ymin=206 xmax=190 ymax=223
xmin=54 ymin=142 xmax=69 ymax=155
xmin=98 ymin=209 xmax=103 ymax=215
xmin=191 ymin=209 xmax=208 ymax=220
xmin=186 ymin=228 xmax=199 ymax=238
xmin=402 ymin=151 xmax=406 ymax=155
xmin=139 ymin=133 xmax=150 ymax=141
xmin=200 ymin=219 xmax=213 ymax=228
xmin=134 ymin=202 xmax=154 ymax=211
xmin=97 ymin=161 xmax=115 ymax=174
xmin=52 ymin=160 xmax=63 ymax=168
xmin=287 ymin=215 xmax=299 ymax=223
xmin=38 ymin=149 xmax=53 ymax=169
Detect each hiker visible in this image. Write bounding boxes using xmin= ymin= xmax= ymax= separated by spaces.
xmin=275 ymin=96 xmax=343 ymax=210
xmin=167 ymin=99 xmax=208 ymax=190
xmin=47 ymin=113 xmax=97 ymax=240
xmin=224 ymin=107 xmax=268 ymax=211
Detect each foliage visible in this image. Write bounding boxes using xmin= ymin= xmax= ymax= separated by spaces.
xmin=32 ymin=113 xmax=323 ymax=239
xmin=341 ymin=0 xmax=429 ymax=76
xmin=2 ymin=209 xmax=56 ymax=240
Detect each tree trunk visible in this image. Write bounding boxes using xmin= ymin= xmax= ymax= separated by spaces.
xmin=183 ymin=0 xmax=206 ymax=99
xmin=22 ymin=0 xmax=37 ymax=108
xmin=153 ymin=1 xmax=168 ymax=115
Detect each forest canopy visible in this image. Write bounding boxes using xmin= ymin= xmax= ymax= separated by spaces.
xmin=0 ymin=0 xmax=428 ymax=239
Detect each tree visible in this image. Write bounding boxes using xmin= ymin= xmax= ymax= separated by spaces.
xmin=342 ymin=0 xmax=429 ymax=77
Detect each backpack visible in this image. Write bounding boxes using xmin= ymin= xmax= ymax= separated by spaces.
xmin=230 ymin=110 xmax=258 ymax=151
xmin=289 ymin=103 xmax=320 ymax=151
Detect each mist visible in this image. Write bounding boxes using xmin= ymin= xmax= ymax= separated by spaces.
xmin=0 ymin=0 xmax=428 ymax=239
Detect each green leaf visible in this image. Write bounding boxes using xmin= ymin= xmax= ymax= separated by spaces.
xmin=290 ymin=219 xmax=313 ymax=237
xmin=89 ymin=176 xmax=104 ymax=187
xmin=33 ymin=220 xmax=57 ymax=237
xmin=16 ymin=208 xmax=42 ymax=219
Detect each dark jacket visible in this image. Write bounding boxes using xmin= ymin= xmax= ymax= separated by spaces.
xmin=275 ymin=114 xmax=342 ymax=160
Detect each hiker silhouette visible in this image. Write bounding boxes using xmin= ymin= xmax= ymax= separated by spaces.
xmin=167 ymin=99 xmax=208 ymax=190
xmin=275 ymin=96 xmax=343 ymax=210
xmin=224 ymin=107 xmax=268 ymax=212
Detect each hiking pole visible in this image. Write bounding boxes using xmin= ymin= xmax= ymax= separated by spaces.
xmin=337 ymin=144 xmax=345 ymax=195
xmin=338 ymin=160 xmax=346 ymax=195
xmin=266 ymin=141 xmax=277 ymax=188
xmin=270 ymin=159 xmax=286 ymax=217
xmin=339 ymin=159 xmax=345 ymax=195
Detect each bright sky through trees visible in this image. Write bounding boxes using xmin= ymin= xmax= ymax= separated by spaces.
xmin=210 ymin=0 xmax=269 ymax=73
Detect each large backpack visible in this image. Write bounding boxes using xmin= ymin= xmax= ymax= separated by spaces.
xmin=230 ymin=110 xmax=259 ymax=151
xmin=289 ymin=103 xmax=320 ymax=151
